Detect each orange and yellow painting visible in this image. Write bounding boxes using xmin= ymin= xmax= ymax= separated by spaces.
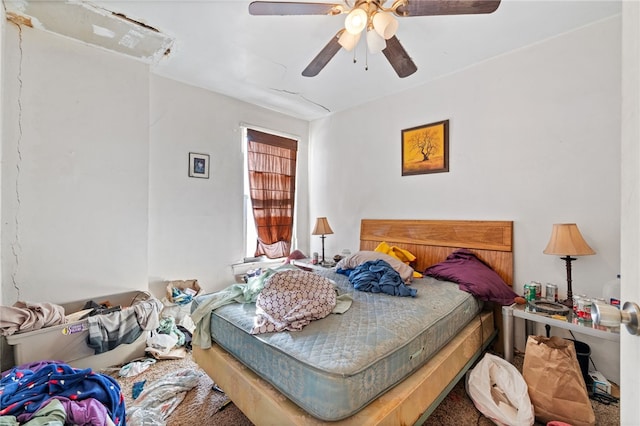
xmin=401 ymin=120 xmax=449 ymax=176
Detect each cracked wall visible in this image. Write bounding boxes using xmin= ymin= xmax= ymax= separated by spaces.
xmin=1 ymin=22 xmax=151 ymax=307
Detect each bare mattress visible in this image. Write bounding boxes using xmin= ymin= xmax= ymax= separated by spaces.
xmin=193 ymin=268 xmax=484 ymax=421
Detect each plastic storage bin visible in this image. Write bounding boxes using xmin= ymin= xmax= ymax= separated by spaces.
xmin=5 ymin=290 xmax=149 ymax=370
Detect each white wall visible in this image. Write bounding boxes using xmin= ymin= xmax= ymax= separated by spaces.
xmin=1 ymin=24 xmax=151 ymax=304
xmin=147 ymin=75 xmax=309 ymax=295
xmin=309 ymin=17 xmax=622 ymax=382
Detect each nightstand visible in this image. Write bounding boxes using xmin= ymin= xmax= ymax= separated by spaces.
xmin=502 ymin=303 xmax=620 ymax=363
xmin=290 ymin=258 xmax=336 ymax=272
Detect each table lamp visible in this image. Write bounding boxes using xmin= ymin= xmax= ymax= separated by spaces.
xmin=312 ymin=217 xmax=333 ymax=265
xmin=543 ymin=223 xmax=595 ymax=308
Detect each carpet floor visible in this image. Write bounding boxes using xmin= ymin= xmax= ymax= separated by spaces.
xmin=105 ymin=350 xmax=620 ymax=425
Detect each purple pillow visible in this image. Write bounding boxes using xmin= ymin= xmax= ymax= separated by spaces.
xmin=424 ymin=249 xmax=518 ymax=305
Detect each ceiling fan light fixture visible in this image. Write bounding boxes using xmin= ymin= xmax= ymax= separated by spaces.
xmin=372 ymin=11 xmax=398 ymax=39
xmin=338 ymin=30 xmax=361 ymax=51
xmin=366 ymin=29 xmax=386 ymax=54
xmin=344 ymin=7 xmax=367 ymax=35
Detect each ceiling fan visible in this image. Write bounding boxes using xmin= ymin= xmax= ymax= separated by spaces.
xmin=248 ymin=0 xmax=501 ymax=78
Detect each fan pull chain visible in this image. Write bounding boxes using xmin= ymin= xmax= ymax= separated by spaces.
xmin=365 ymin=45 xmax=369 ymax=71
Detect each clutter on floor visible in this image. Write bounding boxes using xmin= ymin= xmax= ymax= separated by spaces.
xmin=125 ymin=368 xmax=203 ymax=426
xmin=3 ymin=291 xmax=160 ymax=370
xmin=0 ymin=279 xmax=205 ymax=425
xmin=466 ymin=352 xmax=535 ymax=425
xmin=0 ymin=360 xmax=126 ymax=425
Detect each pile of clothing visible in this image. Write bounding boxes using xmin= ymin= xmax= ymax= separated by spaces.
xmin=87 ymin=296 xmax=163 ymax=355
xmin=0 ymin=302 xmax=66 ymax=336
xmin=0 ymin=361 xmax=126 ymax=425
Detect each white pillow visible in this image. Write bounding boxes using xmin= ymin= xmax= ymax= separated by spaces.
xmin=336 ymin=251 xmax=414 ymax=282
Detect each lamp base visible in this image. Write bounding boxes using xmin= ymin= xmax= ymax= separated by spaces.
xmin=561 ymin=298 xmax=573 ymax=309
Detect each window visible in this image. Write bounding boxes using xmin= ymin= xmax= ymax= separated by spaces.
xmin=243 ymin=127 xmax=298 ymax=259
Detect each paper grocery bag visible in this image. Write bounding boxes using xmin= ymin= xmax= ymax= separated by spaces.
xmin=522 ymin=335 xmax=595 ymax=426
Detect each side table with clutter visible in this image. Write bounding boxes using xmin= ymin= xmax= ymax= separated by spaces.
xmin=499 ymin=280 xmax=620 ymax=425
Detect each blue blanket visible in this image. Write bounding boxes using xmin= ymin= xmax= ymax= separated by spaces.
xmin=0 ymin=362 xmax=125 ymax=425
xmin=337 ymin=259 xmax=417 ymax=297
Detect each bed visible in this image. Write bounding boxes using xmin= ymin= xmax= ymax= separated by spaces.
xmin=193 ymin=219 xmax=514 ymax=425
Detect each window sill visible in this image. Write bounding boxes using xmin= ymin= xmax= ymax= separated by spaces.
xmin=231 ymin=258 xmax=285 ymax=277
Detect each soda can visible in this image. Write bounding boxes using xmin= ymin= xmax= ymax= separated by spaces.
xmin=531 ymin=281 xmax=542 ymax=300
xmin=524 ymin=283 xmax=536 ymax=302
xmin=577 ymin=297 xmax=592 ymax=322
xmin=545 ymin=283 xmax=558 ymax=302
xmin=572 ymin=295 xmax=581 ymax=314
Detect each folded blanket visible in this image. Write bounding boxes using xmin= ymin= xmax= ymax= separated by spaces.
xmin=338 ymin=259 xmax=417 ymax=297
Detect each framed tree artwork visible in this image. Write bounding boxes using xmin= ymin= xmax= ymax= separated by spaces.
xmin=401 ymin=119 xmax=449 ymax=176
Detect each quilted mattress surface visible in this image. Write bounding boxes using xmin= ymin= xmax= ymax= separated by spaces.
xmin=201 ymin=269 xmax=482 ymax=421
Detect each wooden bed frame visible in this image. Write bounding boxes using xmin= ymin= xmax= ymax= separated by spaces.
xmin=193 ymin=219 xmax=514 ymax=425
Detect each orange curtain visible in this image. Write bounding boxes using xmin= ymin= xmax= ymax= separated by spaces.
xmin=247 ymin=129 xmax=297 ymax=258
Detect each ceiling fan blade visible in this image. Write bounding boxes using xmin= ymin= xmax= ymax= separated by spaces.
xmin=302 ymin=30 xmax=343 ymax=77
xmin=395 ymin=0 xmax=501 ymax=17
xmin=249 ymin=1 xmax=342 ymax=16
xmin=382 ymin=35 xmax=417 ymax=78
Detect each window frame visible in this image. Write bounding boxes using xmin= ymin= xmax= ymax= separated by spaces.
xmin=241 ymin=125 xmax=299 ymax=260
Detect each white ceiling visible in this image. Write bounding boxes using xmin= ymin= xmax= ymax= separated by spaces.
xmin=4 ymin=0 xmax=621 ymax=121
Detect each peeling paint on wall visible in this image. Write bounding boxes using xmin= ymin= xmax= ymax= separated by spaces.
xmin=5 ymin=11 xmax=32 ymax=28
xmin=3 ymin=0 xmax=174 ymax=63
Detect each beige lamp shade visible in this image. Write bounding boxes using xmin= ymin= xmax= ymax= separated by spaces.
xmin=543 ymin=223 xmax=595 ymax=256
xmin=338 ymin=30 xmax=361 ymax=51
xmin=312 ymin=217 xmax=334 ymax=236
xmin=344 ymin=7 xmax=367 ymax=35
xmin=372 ymin=11 xmax=398 ymax=40
xmin=366 ymin=29 xmax=386 ymax=54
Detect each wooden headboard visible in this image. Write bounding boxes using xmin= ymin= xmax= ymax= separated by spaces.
xmin=359 ymin=219 xmax=514 ymax=286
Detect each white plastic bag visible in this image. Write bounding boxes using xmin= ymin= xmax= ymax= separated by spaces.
xmin=466 ymin=353 xmax=535 ymax=426
xmin=145 ymin=331 xmax=178 ymax=357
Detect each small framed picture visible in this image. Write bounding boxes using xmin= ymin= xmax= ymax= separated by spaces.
xmin=188 ymin=152 xmax=210 ymax=179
